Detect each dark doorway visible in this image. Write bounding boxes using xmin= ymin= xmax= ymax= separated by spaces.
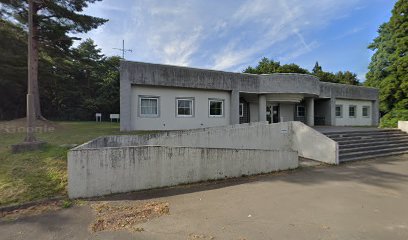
xmin=272 ymin=105 xmax=280 ymax=123
xmin=239 ymin=98 xmax=250 ymax=124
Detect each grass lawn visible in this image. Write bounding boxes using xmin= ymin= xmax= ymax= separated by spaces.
xmin=0 ymin=121 xmax=143 ymax=207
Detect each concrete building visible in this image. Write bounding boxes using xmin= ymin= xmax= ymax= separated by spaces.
xmin=120 ymin=61 xmax=379 ymax=131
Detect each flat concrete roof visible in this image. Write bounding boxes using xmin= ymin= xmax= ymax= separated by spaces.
xmin=120 ymin=60 xmax=379 ymax=101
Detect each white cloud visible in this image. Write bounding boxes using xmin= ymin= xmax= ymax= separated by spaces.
xmin=334 ymin=26 xmax=365 ymax=39
xmin=357 ymin=72 xmax=367 ymax=82
xmin=80 ymin=0 xmax=363 ymax=70
xmin=210 ymin=0 xmax=362 ymax=70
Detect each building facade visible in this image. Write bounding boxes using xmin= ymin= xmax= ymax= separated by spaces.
xmin=120 ymin=61 xmax=379 ymax=131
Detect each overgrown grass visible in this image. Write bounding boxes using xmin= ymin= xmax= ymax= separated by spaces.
xmin=0 ymin=121 xmax=143 ymax=206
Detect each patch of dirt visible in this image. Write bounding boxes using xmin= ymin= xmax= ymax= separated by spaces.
xmin=0 ymin=200 xmax=64 ymax=221
xmin=90 ymin=201 xmax=170 ymax=233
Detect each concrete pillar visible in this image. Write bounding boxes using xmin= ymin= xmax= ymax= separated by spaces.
xmin=258 ymin=95 xmax=266 ymax=122
xmin=120 ymin=63 xmax=132 ymax=131
xmin=372 ymin=100 xmax=379 ymax=126
xmin=230 ymin=90 xmax=240 ymax=125
xmin=306 ymin=98 xmax=314 ymax=126
xmin=329 ymin=97 xmax=336 ymax=126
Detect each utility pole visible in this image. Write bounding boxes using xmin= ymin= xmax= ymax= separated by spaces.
xmin=113 ymin=40 xmax=132 ymax=59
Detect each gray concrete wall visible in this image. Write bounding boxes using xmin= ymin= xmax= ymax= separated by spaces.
xmin=319 ymin=82 xmax=378 ymax=101
xmin=120 ymin=61 xmax=320 ymax=94
xmin=131 ymin=86 xmax=231 ymax=130
xmin=292 ymin=121 xmax=339 ymax=164
xmin=68 ymin=146 xmax=298 ymax=198
xmin=75 ymin=122 xmax=292 ymax=151
xmin=147 ymin=122 xmax=292 ymax=150
xmin=69 ymin=122 xmax=298 ymax=198
xmin=279 ymin=103 xmax=295 ymax=122
xmin=68 ymin=121 xmax=341 ymax=198
xmin=249 ymin=102 xmax=259 ymax=122
xmin=334 ymin=99 xmax=373 ymax=126
xmin=120 ymin=61 xmax=379 ymax=130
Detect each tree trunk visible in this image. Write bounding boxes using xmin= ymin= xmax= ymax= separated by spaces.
xmin=26 ymin=0 xmax=37 ymax=142
xmin=31 ymin=0 xmax=46 ymax=121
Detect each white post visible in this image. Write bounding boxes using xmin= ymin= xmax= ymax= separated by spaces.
xmin=306 ymin=98 xmax=314 ymax=126
xmin=230 ymin=90 xmax=240 ymax=125
xmin=258 ymin=95 xmax=266 ymax=122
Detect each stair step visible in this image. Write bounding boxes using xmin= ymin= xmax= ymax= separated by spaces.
xmin=340 ymin=151 xmax=408 ymax=162
xmin=324 ymin=128 xmax=408 ymax=162
xmin=329 ymin=133 xmax=408 ymax=141
xmin=340 ymin=139 xmax=408 ymax=149
xmin=335 ymin=135 xmax=408 ymax=144
xmin=340 ymin=142 xmax=408 ymax=154
xmin=324 ymin=129 xmax=400 ymax=136
xmin=340 ymin=146 xmax=408 ymax=160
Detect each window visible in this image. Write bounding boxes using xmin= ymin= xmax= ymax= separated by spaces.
xmin=335 ymin=105 xmax=343 ymax=118
xmin=296 ymin=105 xmax=305 ymax=117
xmin=139 ymin=96 xmax=159 ymax=117
xmin=176 ymin=98 xmax=194 ymax=117
xmin=349 ymin=105 xmax=356 ymax=118
xmin=209 ymin=99 xmax=224 ymax=117
xmin=362 ymin=106 xmax=370 ymax=117
xmin=239 ymin=103 xmax=244 ymax=117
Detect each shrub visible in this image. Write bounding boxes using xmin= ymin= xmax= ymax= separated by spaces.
xmin=380 ymin=109 xmax=408 ymax=128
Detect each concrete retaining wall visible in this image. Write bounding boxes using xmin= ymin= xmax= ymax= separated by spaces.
xmin=398 ymin=121 xmax=408 ymax=133
xmin=75 ymin=121 xmax=291 ymax=151
xmin=68 ymin=122 xmax=300 ymax=198
xmin=68 ymin=146 xmax=297 ymax=198
xmin=292 ymin=121 xmax=339 ymax=164
xmin=68 ymin=121 xmax=339 ymax=198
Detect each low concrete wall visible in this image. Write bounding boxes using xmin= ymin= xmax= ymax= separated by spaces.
xmin=291 ymin=121 xmax=339 ymax=164
xmin=68 ymin=121 xmax=339 ymax=198
xmin=398 ymin=121 xmax=408 ymax=133
xmin=68 ymin=122 xmax=299 ymax=198
xmin=75 ymin=121 xmax=292 ymax=151
xmin=147 ymin=121 xmax=292 ymax=150
xmin=68 ymin=146 xmax=297 ymax=198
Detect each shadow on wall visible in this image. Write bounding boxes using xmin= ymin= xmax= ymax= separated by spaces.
xmin=86 ymin=154 xmax=408 ymax=203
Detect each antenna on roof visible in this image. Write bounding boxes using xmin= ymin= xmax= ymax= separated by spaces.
xmin=113 ymin=40 xmax=132 ymax=59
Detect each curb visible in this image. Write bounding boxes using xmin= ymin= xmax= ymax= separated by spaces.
xmin=0 ymin=196 xmax=66 ymax=214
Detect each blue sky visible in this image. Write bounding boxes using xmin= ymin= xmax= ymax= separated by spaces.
xmin=79 ymin=0 xmax=396 ymax=81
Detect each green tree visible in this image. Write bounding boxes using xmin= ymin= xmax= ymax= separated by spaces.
xmin=244 ymin=58 xmax=359 ymax=85
xmin=0 ymin=20 xmax=27 ymax=120
xmin=243 ymin=58 xmax=308 ymax=74
xmin=0 ymin=0 xmax=107 ymax=119
xmin=244 ymin=57 xmax=281 ymax=74
xmin=335 ymin=71 xmax=359 ymax=85
xmin=314 ymin=71 xmax=337 ymax=83
xmin=365 ymin=0 xmax=408 ymax=113
xmin=277 ymin=63 xmax=309 ymax=74
xmin=95 ymin=56 xmax=121 ymax=117
xmin=312 ymin=61 xmax=322 ymax=74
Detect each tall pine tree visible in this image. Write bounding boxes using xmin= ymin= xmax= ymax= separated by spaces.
xmin=365 ymin=0 xmax=408 ymax=113
xmin=0 ymin=0 xmax=107 ymax=119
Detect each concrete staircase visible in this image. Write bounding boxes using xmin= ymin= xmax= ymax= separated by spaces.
xmin=323 ymin=129 xmax=408 ymax=162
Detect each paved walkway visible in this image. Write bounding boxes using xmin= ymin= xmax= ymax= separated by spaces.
xmin=1 ymin=154 xmax=408 ymax=240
